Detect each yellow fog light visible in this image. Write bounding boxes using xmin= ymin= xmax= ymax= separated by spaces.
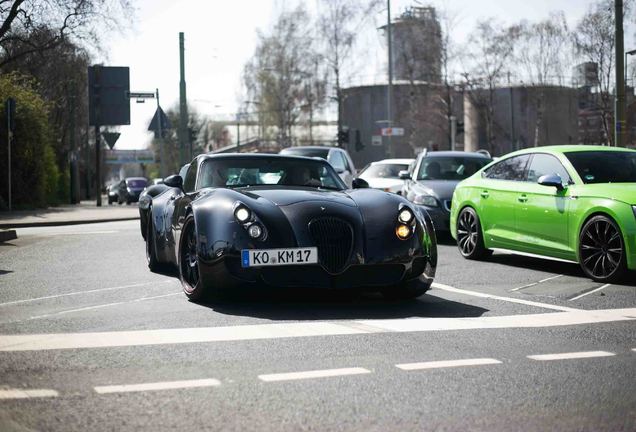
xmin=396 ymin=224 xmax=412 ymax=240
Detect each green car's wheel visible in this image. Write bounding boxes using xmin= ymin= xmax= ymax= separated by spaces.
xmin=456 ymin=207 xmax=491 ymax=260
xmin=579 ymin=215 xmax=626 ymax=283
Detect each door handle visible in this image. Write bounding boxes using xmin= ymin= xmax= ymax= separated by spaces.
xmin=480 ymin=191 xmax=489 ymax=198
xmin=518 ymin=194 xmax=528 ymax=203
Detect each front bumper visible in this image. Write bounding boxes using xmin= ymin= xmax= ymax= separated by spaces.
xmin=417 ymin=205 xmax=450 ymax=232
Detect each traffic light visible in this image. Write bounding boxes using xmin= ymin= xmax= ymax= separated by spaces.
xmin=456 ymin=121 xmax=464 ymax=135
xmin=337 ymin=128 xmax=349 ymax=146
xmin=355 ymin=129 xmax=364 ymax=152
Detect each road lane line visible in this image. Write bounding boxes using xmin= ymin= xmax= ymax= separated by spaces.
xmin=432 ymin=282 xmax=579 ymax=312
xmin=24 ymin=292 xmax=182 ymax=322
xmin=259 ymin=367 xmax=370 ymax=382
xmin=527 ymin=351 xmax=615 ymax=361
xmin=510 ymin=274 xmax=563 ymax=292
xmin=94 ymin=378 xmax=221 ymax=394
xmin=0 ymin=389 xmax=58 ymax=400
xmin=569 ymin=284 xmax=611 ymax=301
xmin=632 ymin=349 xmax=636 ymax=353
xmin=396 ymin=358 xmax=502 ymax=371
xmin=0 ymin=281 xmax=175 ymax=307
xmin=1 ymin=308 xmax=635 ymax=352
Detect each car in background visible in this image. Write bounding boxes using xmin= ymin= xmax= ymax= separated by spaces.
xmin=450 ymin=145 xmax=636 ymax=283
xmin=144 ymin=153 xmax=437 ymax=301
xmin=139 ymin=165 xmax=189 ymax=239
xmin=401 ymin=151 xmax=492 ymax=232
xmin=107 ymin=183 xmax=119 ymax=205
xmin=279 ymin=146 xmax=356 ymax=187
xmin=151 ymin=178 xmax=164 ymax=185
xmin=114 ymin=177 xmax=148 ymax=205
xmin=357 ymin=158 xmax=414 ymax=194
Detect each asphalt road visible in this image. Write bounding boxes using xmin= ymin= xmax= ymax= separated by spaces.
xmin=0 ymin=221 xmax=634 ymax=431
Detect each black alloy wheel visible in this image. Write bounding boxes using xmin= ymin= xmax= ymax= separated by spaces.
xmin=456 ymin=207 xmax=491 ymax=260
xmin=179 ymin=215 xmax=208 ymax=300
xmin=579 ymin=215 xmax=626 ymax=283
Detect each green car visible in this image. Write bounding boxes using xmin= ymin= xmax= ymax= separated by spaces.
xmin=450 ymin=145 xmax=636 ymax=283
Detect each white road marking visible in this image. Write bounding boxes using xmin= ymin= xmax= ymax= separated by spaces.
xmin=258 ymin=367 xmax=370 ymax=382
xmin=569 ymin=284 xmax=611 ymax=301
xmin=632 ymin=349 xmax=636 ymax=353
xmin=24 ymin=292 xmax=182 ymax=322
xmin=1 ymin=308 xmax=635 ymax=352
xmin=510 ymin=274 xmax=563 ymax=292
xmin=432 ymin=282 xmax=579 ymax=312
xmin=42 ymin=230 xmax=118 ymax=236
xmin=0 ymin=388 xmax=58 ymax=400
xmin=0 ymin=281 xmax=175 ymax=307
xmin=396 ymin=358 xmax=502 ymax=370
xmin=527 ymin=351 xmax=615 ymax=361
xmin=94 ymin=378 xmax=221 ymax=394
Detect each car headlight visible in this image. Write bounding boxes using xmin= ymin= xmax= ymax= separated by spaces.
xmin=248 ymin=223 xmax=263 ymax=239
xmin=398 ymin=208 xmax=414 ymax=224
xmin=138 ymin=195 xmax=151 ymax=210
xmin=234 ymin=206 xmax=252 ymax=223
xmin=395 ymin=224 xmax=412 ymax=240
xmin=413 ymin=194 xmax=438 ymax=207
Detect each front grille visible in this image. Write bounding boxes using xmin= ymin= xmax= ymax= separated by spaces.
xmin=309 ymin=217 xmax=353 ymax=274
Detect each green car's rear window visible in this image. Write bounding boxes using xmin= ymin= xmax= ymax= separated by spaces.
xmin=565 ymin=151 xmax=636 ymax=184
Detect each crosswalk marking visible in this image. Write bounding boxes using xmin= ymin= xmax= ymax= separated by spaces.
xmin=527 ymin=351 xmax=615 ymax=361
xmin=259 ymin=367 xmax=371 ymax=382
xmin=0 ymin=308 xmax=634 ymax=352
xmin=94 ymin=378 xmax=221 ymax=394
xmin=396 ymin=358 xmax=502 ymax=370
xmin=0 ymin=388 xmax=58 ymax=400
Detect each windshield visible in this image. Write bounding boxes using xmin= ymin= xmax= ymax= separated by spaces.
xmin=359 ymin=163 xmax=409 ymax=179
xmin=198 ymin=157 xmax=345 ymax=190
xmin=281 ymin=148 xmax=329 ymax=159
xmin=565 ymin=151 xmax=636 ymax=184
xmin=417 ymin=156 xmax=491 ymax=181
xmin=126 ymin=179 xmax=147 ymax=188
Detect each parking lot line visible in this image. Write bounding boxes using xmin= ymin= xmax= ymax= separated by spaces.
xmin=396 ymin=358 xmax=502 ymax=371
xmin=258 ymin=367 xmax=371 ymax=382
xmin=527 ymin=351 xmax=615 ymax=361
xmin=569 ymin=284 xmax=611 ymax=301
xmin=0 ymin=388 xmax=58 ymax=400
xmin=94 ymin=378 xmax=221 ymax=394
xmin=510 ymin=274 xmax=563 ymax=292
xmin=0 ymin=280 xmax=175 ymax=307
xmin=432 ymin=282 xmax=580 ymax=312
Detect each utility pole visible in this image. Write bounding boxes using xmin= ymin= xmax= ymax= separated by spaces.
xmin=386 ymin=0 xmax=393 ymax=157
xmin=179 ymin=32 xmax=189 ymax=163
xmin=236 ymin=113 xmax=241 ymax=153
xmin=508 ymin=71 xmax=516 ymax=152
xmin=156 ymin=88 xmax=165 ymax=178
xmin=5 ymin=98 xmax=15 ymax=211
xmin=94 ymin=65 xmax=102 ymax=207
xmin=615 ymin=0 xmax=625 ymax=147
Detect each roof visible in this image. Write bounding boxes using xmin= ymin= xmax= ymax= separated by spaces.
xmin=371 ymin=158 xmax=414 ymax=165
xmin=280 ymin=146 xmax=338 ymax=151
xmin=422 ymin=151 xmax=491 ymax=159
xmin=198 ymin=152 xmax=331 ymax=163
xmin=502 ymin=145 xmax=636 ymax=157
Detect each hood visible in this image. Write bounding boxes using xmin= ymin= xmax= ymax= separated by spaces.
xmin=576 ymin=183 xmax=636 ymax=205
xmin=413 ymin=180 xmax=460 ymax=200
xmin=237 ymin=187 xmax=357 ymax=207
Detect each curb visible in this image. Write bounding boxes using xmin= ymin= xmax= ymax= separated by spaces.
xmin=0 ymin=216 xmax=139 ymax=229
xmin=0 ymin=229 xmax=18 ymax=242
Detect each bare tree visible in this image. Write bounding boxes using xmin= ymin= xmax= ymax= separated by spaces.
xmin=463 ymin=20 xmax=521 ymax=154
xmin=0 ymin=0 xmax=133 ymax=69
xmin=516 ymin=11 xmax=572 ymax=146
xmin=243 ymin=5 xmax=326 ymax=148
xmin=316 ymin=0 xmax=381 ymax=138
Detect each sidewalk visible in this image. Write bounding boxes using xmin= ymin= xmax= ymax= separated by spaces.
xmin=0 ymin=198 xmax=140 ymax=229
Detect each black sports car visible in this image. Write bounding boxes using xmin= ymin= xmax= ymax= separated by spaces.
xmin=144 ymin=153 xmax=437 ymax=300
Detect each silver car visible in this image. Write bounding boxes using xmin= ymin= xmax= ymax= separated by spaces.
xmin=357 ymin=158 xmax=414 ymax=194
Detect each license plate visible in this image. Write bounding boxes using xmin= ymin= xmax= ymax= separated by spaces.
xmin=241 ymin=247 xmax=318 ymax=268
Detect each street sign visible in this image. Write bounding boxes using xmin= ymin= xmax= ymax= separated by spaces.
xmin=104 ymin=149 xmax=155 ymax=164
xmin=371 ymin=135 xmax=382 ymax=146
xmin=127 ymin=92 xmax=155 ymax=99
xmin=381 ymin=127 xmax=404 ymax=136
xmin=102 ymin=132 xmax=121 ymax=150
xmin=88 ymin=66 xmax=130 ymax=126
xmin=148 ymin=107 xmax=171 ymax=133
xmin=6 ymin=98 xmax=16 ymax=132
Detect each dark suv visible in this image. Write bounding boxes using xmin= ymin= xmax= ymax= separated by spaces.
xmin=114 ymin=177 xmax=148 ymax=204
xmin=401 ymin=151 xmax=492 ymax=232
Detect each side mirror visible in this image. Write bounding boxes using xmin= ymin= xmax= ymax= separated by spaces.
xmin=538 ymin=174 xmax=564 ymax=191
xmin=164 ymin=174 xmax=184 ymax=190
xmin=352 ymin=178 xmax=369 ymax=189
xmin=399 ymin=170 xmax=411 ymax=180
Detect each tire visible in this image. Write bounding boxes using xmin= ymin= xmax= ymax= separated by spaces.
xmin=179 ymin=215 xmax=218 ymax=301
xmin=382 ymin=278 xmax=430 ymax=301
xmin=578 ymin=215 xmax=627 ymax=283
xmin=146 ymin=215 xmax=162 ymax=272
xmin=456 ymin=207 xmax=492 ymax=260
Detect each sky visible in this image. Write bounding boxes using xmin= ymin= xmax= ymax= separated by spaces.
xmin=101 ymin=0 xmax=625 ymax=150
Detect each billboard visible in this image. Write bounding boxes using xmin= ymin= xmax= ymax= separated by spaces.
xmin=104 ymin=149 xmax=155 ymax=165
